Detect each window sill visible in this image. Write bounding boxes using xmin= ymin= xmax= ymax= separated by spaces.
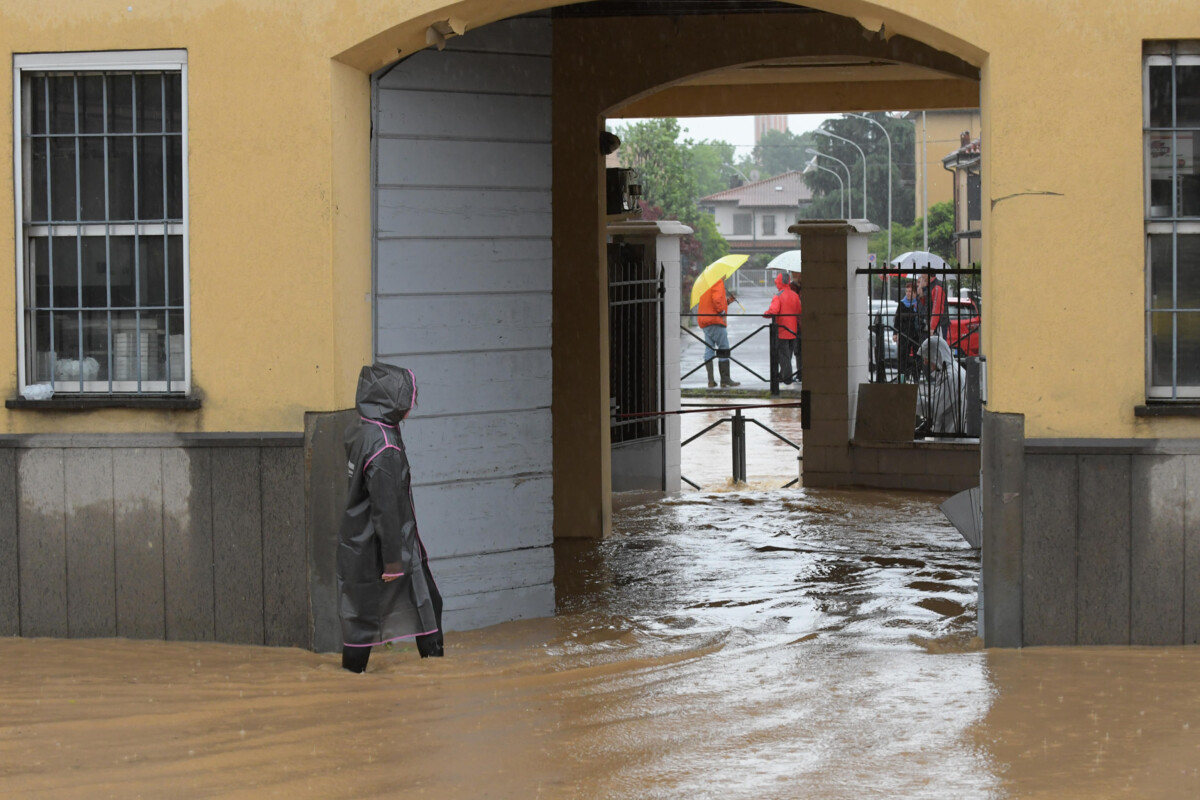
xmin=6 ymin=395 xmax=201 ymax=411
xmin=1134 ymin=403 xmax=1200 ymax=418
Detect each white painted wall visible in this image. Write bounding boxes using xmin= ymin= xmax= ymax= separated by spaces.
xmin=372 ymin=15 xmax=554 ymax=630
xmin=711 ymin=202 xmax=802 ymax=245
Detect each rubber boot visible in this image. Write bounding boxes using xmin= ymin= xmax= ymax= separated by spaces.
xmin=342 ymin=645 xmax=370 ymax=673
xmin=719 ymin=361 xmax=740 ymax=387
xmin=705 ymin=360 xmax=717 ymax=388
xmin=417 ymin=633 xmax=444 ymax=658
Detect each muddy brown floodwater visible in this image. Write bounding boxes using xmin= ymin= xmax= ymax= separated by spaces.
xmin=3 ymin=406 xmax=1200 ymax=797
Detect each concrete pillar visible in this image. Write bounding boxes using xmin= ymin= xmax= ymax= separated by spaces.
xmin=788 ymin=221 xmax=876 ymax=487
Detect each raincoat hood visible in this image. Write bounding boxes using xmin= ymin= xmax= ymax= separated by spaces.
xmin=355 ymin=363 xmax=416 ymax=426
xmin=917 ymin=336 xmax=954 ymax=378
xmin=774 ymin=273 xmax=787 ymax=291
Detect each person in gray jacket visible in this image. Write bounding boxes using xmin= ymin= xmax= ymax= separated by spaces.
xmin=915 ymin=335 xmax=967 ymax=435
xmin=338 ymin=363 xmax=443 ymax=672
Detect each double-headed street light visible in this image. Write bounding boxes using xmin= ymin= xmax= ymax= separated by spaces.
xmin=846 ymin=113 xmax=892 ymax=264
xmin=803 ymin=156 xmax=845 ymax=218
xmin=813 ymin=129 xmax=867 ymax=224
xmin=805 ymin=148 xmax=853 ymax=218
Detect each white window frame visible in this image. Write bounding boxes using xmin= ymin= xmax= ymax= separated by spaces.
xmin=12 ymin=49 xmax=190 ymax=395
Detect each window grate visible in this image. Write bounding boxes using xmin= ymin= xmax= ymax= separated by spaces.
xmin=15 ymin=52 xmax=188 ymax=395
xmin=1144 ymin=42 xmax=1200 ymax=399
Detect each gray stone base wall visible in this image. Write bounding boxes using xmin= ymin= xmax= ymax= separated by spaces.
xmin=0 ymin=433 xmax=307 ymax=647
xmin=981 ymin=410 xmax=1200 ymax=647
xmin=804 ymin=440 xmax=979 ymax=493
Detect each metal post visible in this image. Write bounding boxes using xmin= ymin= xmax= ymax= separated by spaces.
xmin=847 ymin=113 xmax=892 ymax=263
xmin=732 ymin=408 xmax=747 ymax=483
xmin=873 ymin=317 xmax=887 ymax=383
xmin=768 ymin=319 xmax=779 ymax=397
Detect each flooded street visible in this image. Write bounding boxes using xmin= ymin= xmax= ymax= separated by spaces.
xmin=3 ymin=425 xmax=1200 ymax=797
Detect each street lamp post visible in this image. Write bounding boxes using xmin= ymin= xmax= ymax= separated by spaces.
xmin=803 ymin=157 xmax=844 ymax=218
xmin=846 ymin=113 xmax=892 ymax=264
xmin=813 ymin=129 xmax=867 ymax=222
xmin=805 ymin=148 xmax=853 ymax=218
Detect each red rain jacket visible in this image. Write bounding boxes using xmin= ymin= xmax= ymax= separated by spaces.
xmin=764 ymin=285 xmax=802 ymax=339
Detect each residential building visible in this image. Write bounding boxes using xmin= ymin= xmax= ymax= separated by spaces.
xmin=907 ymin=108 xmax=982 ymax=218
xmin=943 ymin=133 xmax=983 ymax=267
xmin=699 ymin=170 xmax=812 ymax=257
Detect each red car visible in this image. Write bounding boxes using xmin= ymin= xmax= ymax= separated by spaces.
xmin=945 ymin=297 xmax=980 ymax=356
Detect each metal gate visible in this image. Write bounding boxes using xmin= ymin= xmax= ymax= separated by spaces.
xmin=608 ymin=241 xmax=666 ymax=490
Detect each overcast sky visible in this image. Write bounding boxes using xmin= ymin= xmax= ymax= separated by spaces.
xmin=614 ymin=114 xmax=838 ymax=158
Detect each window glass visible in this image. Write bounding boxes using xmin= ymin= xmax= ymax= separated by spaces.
xmin=108 ymin=137 xmax=135 ymax=221
xmin=78 ymin=75 xmax=106 ymax=135
xmin=79 ymin=137 xmax=107 ymax=220
xmin=48 ymin=137 xmax=77 ymax=221
xmin=1149 ymin=233 xmax=1175 ymax=309
xmin=106 ymin=74 xmax=134 ymax=134
xmin=137 ymin=136 xmax=165 ymax=220
xmin=1178 ymin=65 xmax=1200 ymax=127
xmin=48 ymin=76 xmax=75 ymax=134
xmin=1181 ymin=312 xmax=1200 ymax=385
xmin=762 ymin=215 xmax=776 ymax=236
xmin=733 ymin=214 xmax=751 ymax=235
xmin=1149 ymin=65 xmax=1173 ymax=127
xmin=1150 ymin=312 xmax=1175 ymax=387
xmin=136 ymin=74 xmax=163 ymax=133
xmin=1178 ymin=234 xmax=1200 ymax=309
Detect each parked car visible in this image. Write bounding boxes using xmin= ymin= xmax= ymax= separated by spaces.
xmin=869 ymin=299 xmax=898 ymax=368
xmin=946 ymin=297 xmax=980 ymax=356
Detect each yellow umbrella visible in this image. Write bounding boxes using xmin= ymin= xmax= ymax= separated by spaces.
xmin=689 ymin=254 xmax=749 ymax=309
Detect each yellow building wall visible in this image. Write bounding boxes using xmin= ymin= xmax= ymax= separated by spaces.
xmin=1 ymin=0 xmax=1199 ymax=452
xmin=914 ymin=109 xmax=981 ymax=213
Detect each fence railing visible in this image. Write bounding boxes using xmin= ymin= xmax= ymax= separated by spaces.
xmin=680 ymin=313 xmax=799 ymax=395
xmin=859 ymin=265 xmax=983 ymax=439
xmin=618 ymin=401 xmax=803 ymax=489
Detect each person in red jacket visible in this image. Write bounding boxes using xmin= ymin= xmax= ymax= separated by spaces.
xmin=763 ymin=271 xmax=802 ymax=384
xmin=698 ymin=279 xmax=739 ymax=388
xmin=917 ymin=273 xmax=948 ymax=341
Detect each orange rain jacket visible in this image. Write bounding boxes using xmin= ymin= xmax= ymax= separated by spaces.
xmin=698 ymin=281 xmax=728 ymax=328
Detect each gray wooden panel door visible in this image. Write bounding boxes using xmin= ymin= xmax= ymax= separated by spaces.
xmin=372 ymin=15 xmax=554 ymax=631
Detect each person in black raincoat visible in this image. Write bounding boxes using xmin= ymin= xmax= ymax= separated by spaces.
xmin=338 ymin=363 xmax=443 ymax=672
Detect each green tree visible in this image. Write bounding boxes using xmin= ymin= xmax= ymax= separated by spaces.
xmin=869 ymin=201 xmax=957 ymax=266
xmin=610 ymin=118 xmax=730 ymax=268
xmin=751 ymin=128 xmax=819 ymax=177
xmin=798 ymin=113 xmax=917 ymax=237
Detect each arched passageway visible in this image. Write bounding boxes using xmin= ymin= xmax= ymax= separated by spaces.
xmin=350 ymin=1 xmax=982 ymax=641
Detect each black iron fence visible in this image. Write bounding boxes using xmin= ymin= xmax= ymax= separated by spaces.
xmin=680 ymin=313 xmax=799 ymax=395
xmin=617 ymin=401 xmax=803 ymax=489
xmin=860 ymin=264 xmax=983 ymax=439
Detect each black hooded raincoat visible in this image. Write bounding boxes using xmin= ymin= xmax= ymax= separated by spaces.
xmin=338 ymin=364 xmax=442 ymax=649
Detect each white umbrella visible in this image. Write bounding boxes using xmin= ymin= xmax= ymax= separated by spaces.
xmin=766 ymin=249 xmax=802 ymax=273
xmin=889 ymin=250 xmax=948 ymax=274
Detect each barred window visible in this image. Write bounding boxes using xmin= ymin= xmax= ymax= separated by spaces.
xmin=762 ymin=214 xmax=776 ymax=236
xmin=14 ymin=51 xmax=188 ymax=395
xmin=1145 ymin=42 xmax=1200 ymax=398
xmin=733 ymin=213 xmax=752 ymax=236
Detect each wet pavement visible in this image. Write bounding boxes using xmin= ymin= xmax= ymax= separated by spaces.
xmin=3 ymin=436 xmax=1200 ymax=797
